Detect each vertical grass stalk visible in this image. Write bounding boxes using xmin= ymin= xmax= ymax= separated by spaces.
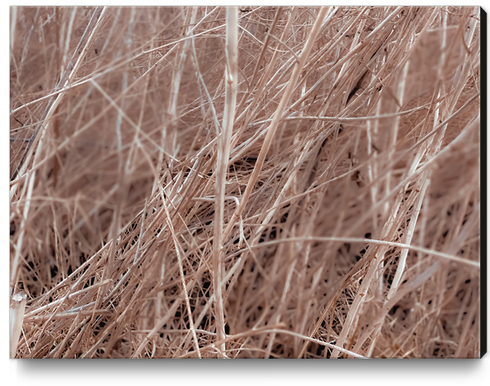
xmin=213 ymin=6 xmax=238 ymax=357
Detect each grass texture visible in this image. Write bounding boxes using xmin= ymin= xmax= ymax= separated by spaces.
xmin=9 ymin=6 xmax=481 ymax=358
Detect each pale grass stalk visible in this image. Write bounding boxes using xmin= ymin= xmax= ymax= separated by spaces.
xmin=212 ymin=6 xmax=238 ymax=357
xmin=10 ymin=171 xmax=35 ymax=291
xmin=234 ymin=7 xmax=283 ymax=115
xmin=224 ymin=6 xmax=330 ymax=241
xmin=264 ymin=258 xmax=297 ymax=358
xmin=281 ymin=105 xmax=430 ymax=122
xmin=231 ymin=6 xmax=296 ymax=144
xmin=18 ymin=8 xmax=39 ymax=81
xmin=454 ymin=300 xmax=478 ymax=357
xmin=61 ymin=7 xmax=77 ymax=74
xmin=244 ymin=237 xmax=478 ymax=269
xmin=10 ymin=293 xmax=26 ymax=358
xmin=189 ymin=7 xmax=221 ymax=138
xmin=203 ymin=327 xmax=367 ymax=359
xmin=10 ymin=6 xmax=17 ymax=61
xmin=385 ymin=59 xmax=410 ymax=201
xmin=367 ymin=102 xmax=383 ymax=295
xmin=168 ymin=7 xmax=197 ymax=121
xmin=24 ymin=279 xmax=112 ymax=318
xmin=389 ymin=177 xmax=431 ymax=297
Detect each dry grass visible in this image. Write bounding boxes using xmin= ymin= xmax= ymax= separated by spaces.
xmin=9 ymin=6 xmax=481 ymax=359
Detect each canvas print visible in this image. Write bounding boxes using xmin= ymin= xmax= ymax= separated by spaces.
xmin=9 ymin=6 xmax=483 ymax=358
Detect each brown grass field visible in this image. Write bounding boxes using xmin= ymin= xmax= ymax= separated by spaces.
xmin=9 ymin=6 xmax=481 ymax=358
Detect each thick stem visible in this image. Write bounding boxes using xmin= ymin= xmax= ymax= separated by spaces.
xmin=213 ymin=6 xmax=238 ymax=357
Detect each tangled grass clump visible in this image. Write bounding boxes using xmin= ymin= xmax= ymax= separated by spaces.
xmin=9 ymin=6 xmax=481 ymax=358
